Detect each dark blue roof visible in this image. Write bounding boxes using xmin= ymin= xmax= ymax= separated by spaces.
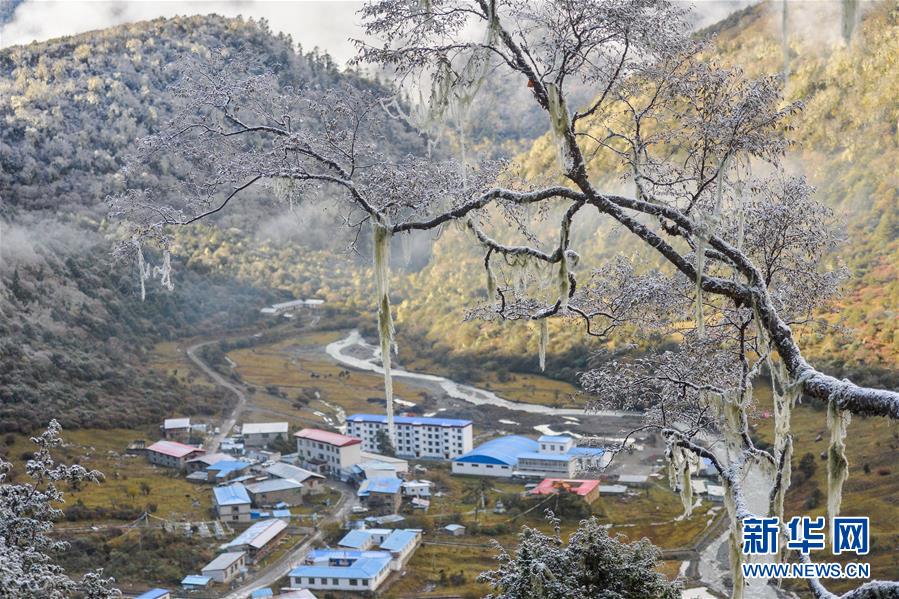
xmin=134 ymin=590 xmax=169 ymax=599
xmin=347 ymin=413 xmax=471 ymax=427
xmin=454 ymin=435 xmax=539 ymax=466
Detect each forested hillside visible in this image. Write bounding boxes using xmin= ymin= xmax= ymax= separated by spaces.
xmin=390 ymin=0 xmax=899 ymax=383
xmin=0 ymin=15 xmax=418 ymax=431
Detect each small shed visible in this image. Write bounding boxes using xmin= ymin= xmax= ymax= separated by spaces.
xmin=180 ymin=575 xmax=211 ymax=590
xmin=444 ymin=523 xmax=466 ymax=536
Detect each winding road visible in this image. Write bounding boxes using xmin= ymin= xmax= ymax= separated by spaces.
xmin=186 ymin=340 xmax=247 ymax=450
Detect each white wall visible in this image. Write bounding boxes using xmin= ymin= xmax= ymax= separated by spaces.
xmin=451 ymin=461 xmax=513 ymax=477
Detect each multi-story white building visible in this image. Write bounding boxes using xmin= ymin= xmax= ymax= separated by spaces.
xmin=294 ymin=428 xmax=362 ymax=478
xmin=345 ymin=414 xmax=473 ymax=460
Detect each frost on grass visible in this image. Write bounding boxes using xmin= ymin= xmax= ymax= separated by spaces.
xmin=826 ymin=397 xmax=851 ymax=522
xmin=372 ymin=218 xmax=396 ymax=440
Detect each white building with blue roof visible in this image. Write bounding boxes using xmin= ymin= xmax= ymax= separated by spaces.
xmin=346 ymin=413 xmax=473 ymax=460
xmin=452 ymin=435 xmax=610 ymax=478
xmin=451 ymin=435 xmax=539 ymax=477
xmin=336 ymin=528 xmax=421 ymax=569
xmin=213 ymin=483 xmax=252 ymax=522
xmin=289 ymin=550 xmax=393 ymax=592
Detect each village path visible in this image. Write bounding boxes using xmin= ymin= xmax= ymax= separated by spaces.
xmin=186 ymin=339 xmax=247 ymax=451
xmin=219 ymin=481 xmax=358 ymax=599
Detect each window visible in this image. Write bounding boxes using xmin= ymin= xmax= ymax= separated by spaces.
xmin=332 ymin=578 xmax=339 ymax=585
xmin=349 ymin=579 xmax=358 ymax=586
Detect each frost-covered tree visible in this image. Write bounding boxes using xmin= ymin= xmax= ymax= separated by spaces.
xmin=111 ymin=1 xmax=898 ymax=597
xmin=0 ymin=421 xmax=120 ymax=598
xmin=478 ymin=513 xmax=679 ymax=599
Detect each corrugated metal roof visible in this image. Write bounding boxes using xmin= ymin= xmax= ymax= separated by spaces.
xmin=453 ymin=435 xmax=539 ymax=466
xmin=379 ymin=529 xmax=419 ymax=552
xmin=338 ymin=529 xmax=374 ymax=549
xmin=188 ymin=452 xmax=232 ymax=465
xmin=224 ymin=519 xmax=287 ymax=550
xmin=147 ymin=440 xmax=204 ymax=459
xmin=568 ymin=446 xmax=605 ymax=456
xmin=134 ymin=589 xmax=170 ymax=599
xmin=357 ymin=477 xmax=402 ymax=496
xmin=530 ymin=478 xmax=600 ymax=496
xmin=202 ymin=551 xmax=245 ymax=572
xmin=290 ymin=555 xmax=391 ymax=580
xmin=180 ymin=575 xmax=211 ymax=586
xmin=242 ymin=422 xmax=289 ymax=435
xmin=250 ymin=589 xmax=274 ymax=598
xmin=245 ymin=479 xmax=302 ymax=494
xmin=164 ymin=418 xmax=190 ymax=429
xmin=213 ymin=484 xmax=251 ymax=506
xmin=347 ymin=413 xmax=472 ymax=427
xmin=265 ymin=462 xmax=323 ymax=482
xmin=207 ymin=460 xmax=251 ymax=478
xmin=294 ymin=428 xmax=361 ymax=447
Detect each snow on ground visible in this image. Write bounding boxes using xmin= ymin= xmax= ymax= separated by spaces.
xmin=533 ymin=424 xmax=583 ymax=438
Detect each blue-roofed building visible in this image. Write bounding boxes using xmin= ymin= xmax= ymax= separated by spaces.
xmin=245 ymin=478 xmax=304 ymax=507
xmin=250 ymin=588 xmax=274 ymax=598
xmin=338 ymin=528 xmax=378 ymax=550
xmin=134 ymin=589 xmax=171 ymax=599
xmin=180 ymin=575 xmax=212 ymax=589
xmin=289 ymin=550 xmax=393 ymax=592
xmin=206 ymin=460 xmax=252 ymax=482
xmin=378 ymin=528 xmax=422 ymax=568
xmin=452 ymin=435 xmax=539 ymax=477
xmin=346 ymin=413 xmax=473 ymax=460
xmin=213 ymin=483 xmax=252 ymax=522
xmin=357 ymin=477 xmax=403 ymax=514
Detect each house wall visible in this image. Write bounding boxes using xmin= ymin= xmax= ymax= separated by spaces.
xmin=216 ymin=503 xmax=252 ymax=522
xmin=202 ymin=555 xmax=246 ymax=583
xmin=249 ymin=487 xmax=304 ymax=507
xmin=451 ymin=460 xmax=514 ymax=477
xmin=289 ymin=568 xmax=390 ymax=592
xmin=295 ymin=438 xmax=361 ymax=478
xmin=516 ymin=457 xmax=576 ymax=478
xmin=244 ymin=431 xmax=288 ymax=448
xmin=147 ymin=449 xmax=202 ymax=470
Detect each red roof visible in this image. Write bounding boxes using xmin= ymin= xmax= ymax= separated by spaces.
xmin=294 ymin=428 xmax=361 ymax=447
xmin=529 ymin=478 xmax=600 ymax=497
xmin=147 ymin=440 xmax=206 ymax=458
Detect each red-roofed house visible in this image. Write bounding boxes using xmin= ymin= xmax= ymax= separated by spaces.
xmin=146 ymin=440 xmax=206 ymax=470
xmin=528 ymin=478 xmax=601 ymax=503
xmin=294 ymin=428 xmax=362 ymax=478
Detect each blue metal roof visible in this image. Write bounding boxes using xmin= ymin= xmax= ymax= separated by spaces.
xmin=379 ymin=529 xmax=419 ymax=552
xmin=273 ymin=509 xmax=291 ymax=518
xmin=454 ymin=435 xmax=539 ymax=466
xmin=538 ymin=435 xmax=573 ymax=443
xmin=246 ymin=478 xmax=302 ymax=493
xmin=213 ymin=483 xmax=250 ymax=506
xmin=339 ymin=529 xmax=374 ymax=549
xmin=306 ymin=549 xmax=388 ymax=561
xmin=224 ymin=519 xmax=285 ymax=550
xmin=290 ymin=556 xmax=392 ymax=580
xmin=347 ymin=413 xmax=471 ymax=427
xmin=207 ymin=460 xmax=251 ymax=478
xmin=250 ymin=589 xmax=274 ymax=598
xmin=181 ymin=575 xmax=211 ymax=586
xmin=134 ymin=590 xmax=170 ymax=599
xmin=358 ymin=477 xmax=402 ymax=496
xmin=516 ymin=452 xmax=574 ymax=462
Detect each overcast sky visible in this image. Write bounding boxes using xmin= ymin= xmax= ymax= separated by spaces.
xmin=0 ymin=0 xmax=757 ymax=66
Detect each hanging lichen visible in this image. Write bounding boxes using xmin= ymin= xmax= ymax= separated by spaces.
xmin=485 ymin=260 xmax=497 ymax=305
xmin=680 ymin=452 xmax=694 ymax=517
xmin=546 ymin=83 xmax=572 ymax=171
xmin=134 ymin=239 xmax=151 ymax=301
xmin=723 ymin=479 xmax=744 ymax=599
xmin=826 ymin=397 xmax=851 ymax=523
xmin=537 ymin=317 xmax=548 ymax=372
xmin=781 ymin=0 xmax=790 ymax=83
xmin=372 ymin=218 xmax=396 ymax=441
xmin=841 ymin=0 xmax=859 ymax=44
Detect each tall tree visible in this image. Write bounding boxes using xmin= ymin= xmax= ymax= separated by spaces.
xmin=112 ymin=1 xmax=898 ymax=597
xmin=0 ymin=421 xmax=120 ymax=598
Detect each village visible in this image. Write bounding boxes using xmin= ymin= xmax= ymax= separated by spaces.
xmin=125 ymin=409 xmax=728 ymax=599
